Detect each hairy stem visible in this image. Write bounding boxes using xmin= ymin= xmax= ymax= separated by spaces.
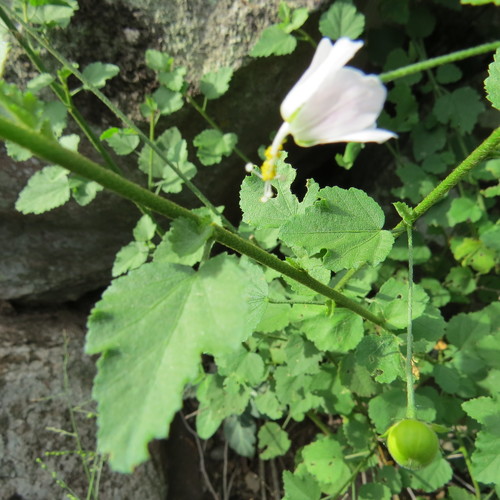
xmin=380 ymin=41 xmax=500 ymax=83
xmin=405 ymin=224 xmax=416 ymax=420
xmin=0 ymin=115 xmax=387 ymax=328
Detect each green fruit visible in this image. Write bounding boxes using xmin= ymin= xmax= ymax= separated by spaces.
xmin=386 ymin=419 xmax=439 ymax=470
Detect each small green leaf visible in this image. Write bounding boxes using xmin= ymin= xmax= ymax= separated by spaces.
xmin=447 ymin=197 xmax=483 ymax=226
xmin=258 ymin=422 xmax=291 ymax=459
xmin=485 ymin=49 xmax=500 ymax=110
xmin=301 ymin=308 xmax=364 ymax=353
xmin=319 ymin=0 xmax=365 ymax=40
xmin=82 ymin=62 xmax=119 ymax=89
xmin=400 ymin=455 xmax=453 ymax=493
xmin=15 ymin=166 xmax=70 ymax=214
xmin=302 ymin=436 xmax=351 ymax=485
xmin=68 ymin=177 xmax=103 ymax=206
xmin=152 ymin=86 xmax=184 ymax=115
xmin=112 ymin=241 xmax=150 ymax=277
xmin=133 ymin=214 xmax=156 ymax=242
xmin=199 ymin=67 xmax=233 ymax=100
xmin=145 ymin=49 xmax=173 ymax=72
xmin=279 ymin=6 xmax=309 ymax=33
xmin=169 ymin=217 xmax=213 ymax=256
xmin=224 ymin=414 xmax=256 ymax=458
xmin=193 ymin=129 xmax=237 ymax=165
xmin=240 ymin=160 xmax=303 ymax=229
xmin=158 ymin=66 xmax=187 ymax=92
xmin=100 ymin=127 xmax=140 ymax=155
xmin=250 ymin=25 xmax=297 ymax=57
xmin=355 ymin=334 xmax=404 ymax=384
xmin=359 ymin=483 xmax=392 ymax=500
xmin=27 ymin=73 xmax=55 ymax=93
xmin=138 ymin=127 xmax=197 ymax=193
xmin=433 ymin=87 xmax=484 ymax=134
xmin=436 ymin=63 xmax=462 ymax=84
xmin=282 ymin=470 xmax=321 ymax=500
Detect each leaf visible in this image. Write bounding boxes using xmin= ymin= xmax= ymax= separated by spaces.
xmin=138 ymin=127 xmax=197 ymax=193
xmin=470 ymin=430 xmax=500 ymax=483
xmin=100 ymin=127 xmax=140 ymax=155
xmin=158 ymin=67 xmax=187 ymax=92
xmin=319 ymin=0 xmax=365 ymax=40
xmin=355 ymin=334 xmax=404 ymax=384
xmin=433 ymin=87 xmax=485 ymax=134
xmin=258 ymin=422 xmax=291 ymax=459
xmin=358 ymin=483 xmax=392 ymax=500
xmin=68 ymin=177 xmax=103 ymax=206
xmin=400 ymin=455 xmax=453 ymax=492
xmin=27 ymin=73 xmax=55 ymax=93
xmin=152 ymin=86 xmax=184 ymax=115
xmin=462 ymin=0 xmax=500 ymax=5
xmin=111 ymin=241 xmax=150 ymax=277
xmin=193 ymin=129 xmax=237 ymax=165
xmin=240 ymin=161 xmax=305 ymax=229
xmin=82 ymin=62 xmax=120 ymax=89
xmin=485 ymin=49 xmax=500 ymax=110
xmin=447 ymin=197 xmax=483 ymax=226
xmin=282 ymin=470 xmax=321 ymax=500
xmin=15 ymin=166 xmax=70 ymax=214
xmin=145 ymin=49 xmax=173 ymax=72
xmin=196 ymin=373 xmax=251 ymax=439
xmin=279 ymin=187 xmax=394 ymax=272
xmin=224 ymin=414 xmax=256 ymax=458
xmin=169 ymin=217 xmax=214 ymax=256
xmin=301 ymin=308 xmax=364 ymax=353
xmin=199 ymin=67 xmax=233 ymax=100
xmin=372 ymin=278 xmax=429 ymax=329
xmin=302 ymin=436 xmax=351 ymax=485
xmin=85 ymin=254 xmax=261 ymax=472
xmin=133 ymin=214 xmax=156 ymax=242
xmin=250 ymin=25 xmax=297 ymax=57
xmin=281 ymin=7 xmax=309 ymax=33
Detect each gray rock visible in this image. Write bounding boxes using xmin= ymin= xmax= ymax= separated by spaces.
xmin=1 ymin=0 xmax=327 ymax=303
xmin=0 ymin=303 xmax=167 ymax=499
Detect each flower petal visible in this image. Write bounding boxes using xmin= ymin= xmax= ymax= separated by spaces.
xmin=288 ymin=68 xmax=390 ymax=146
xmin=280 ymin=37 xmax=363 ymax=121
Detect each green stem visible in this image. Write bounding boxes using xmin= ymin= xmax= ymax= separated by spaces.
xmin=306 ymin=411 xmax=331 ymax=436
xmin=405 ymin=224 xmax=416 ymax=420
xmin=393 ymin=127 xmax=500 ymax=235
xmin=0 ymin=5 xmax=235 ymax=231
xmin=0 ymin=115 xmax=388 ymax=328
xmin=380 ymin=41 xmax=500 ymax=83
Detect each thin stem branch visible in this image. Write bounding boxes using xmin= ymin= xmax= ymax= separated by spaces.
xmin=405 ymin=224 xmax=416 ymax=420
xmin=0 ymin=115 xmax=387 ymax=328
xmin=380 ymin=41 xmax=500 ymax=83
xmin=306 ymin=411 xmax=332 ymax=436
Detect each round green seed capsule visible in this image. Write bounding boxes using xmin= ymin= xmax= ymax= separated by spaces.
xmin=386 ymin=419 xmax=439 ymax=470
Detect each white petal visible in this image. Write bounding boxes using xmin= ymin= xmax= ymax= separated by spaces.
xmin=280 ymin=37 xmax=363 ymax=121
xmin=289 ymin=68 xmax=389 ymax=146
xmin=333 ymin=128 xmax=397 ymax=143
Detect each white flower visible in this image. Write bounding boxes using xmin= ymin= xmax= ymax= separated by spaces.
xmin=250 ymin=37 xmax=395 ymax=201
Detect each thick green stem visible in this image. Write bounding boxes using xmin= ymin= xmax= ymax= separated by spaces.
xmin=405 ymin=224 xmax=416 ymax=420
xmin=393 ymin=127 xmax=500 ymax=235
xmin=0 ymin=116 xmax=388 ymax=328
xmin=380 ymin=41 xmax=500 ymax=83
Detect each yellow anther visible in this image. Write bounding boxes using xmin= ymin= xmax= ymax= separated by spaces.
xmin=261 ymin=159 xmax=276 ymax=182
